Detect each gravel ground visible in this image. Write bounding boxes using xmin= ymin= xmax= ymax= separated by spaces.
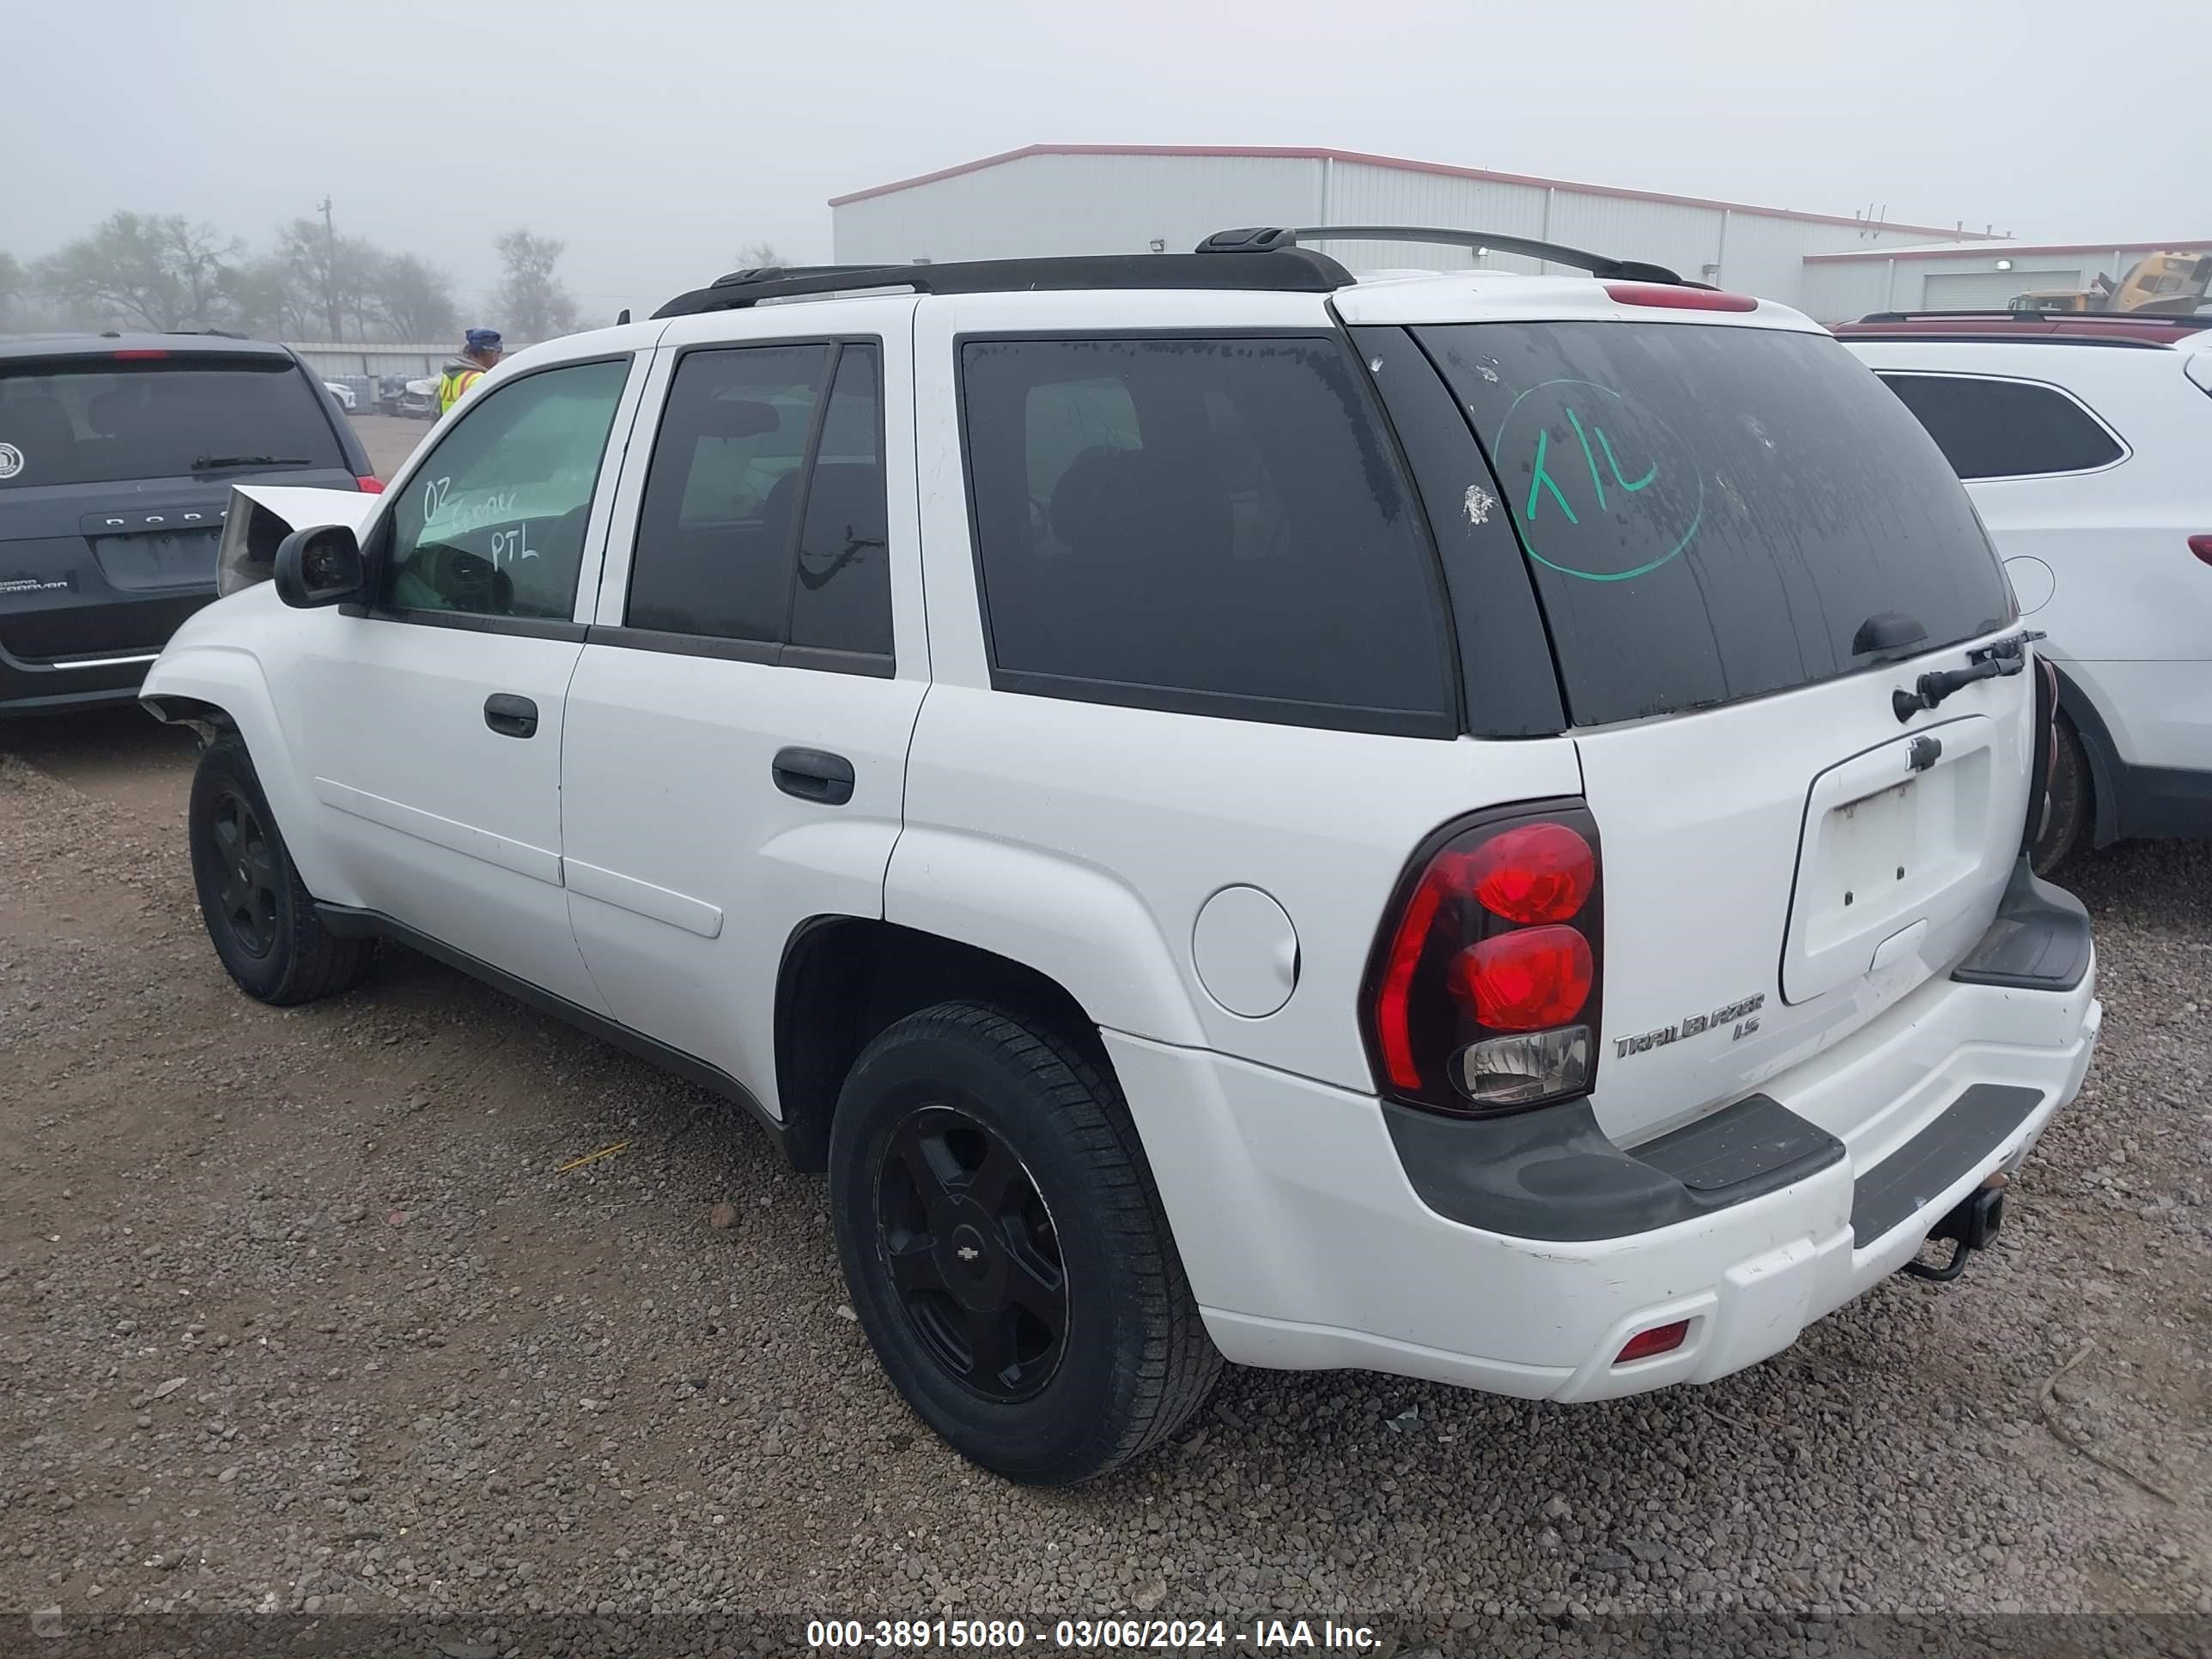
xmin=1 ymin=708 xmax=2208 ymax=1650
xmin=350 ymin=414 xmax=433 ymax=483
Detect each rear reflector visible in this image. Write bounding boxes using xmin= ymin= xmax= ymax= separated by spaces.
xmin=1615 ymin=1321 xmax=1690 ymax=1364
xmin=356 ymin=475 xmax=385 ymax=494
xmin=1605 ymin=283 xmax=1758 ymax=313
xmin=2191 ymin=535 xmax=2212 ymax=566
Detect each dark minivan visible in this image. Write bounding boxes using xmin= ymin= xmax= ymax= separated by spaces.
xmin=0 ymin=333 xmax=378 ymax=714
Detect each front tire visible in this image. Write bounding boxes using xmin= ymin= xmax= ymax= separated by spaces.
xmin=829 ymin=1001 xmax=1219 ymax=1485
xmin=188 ymin=738 xmax=374 ymax=1005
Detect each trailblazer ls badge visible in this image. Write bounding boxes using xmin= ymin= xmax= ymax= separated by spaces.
xmin=1613 ymin=994 xmax=1765 ymax=1060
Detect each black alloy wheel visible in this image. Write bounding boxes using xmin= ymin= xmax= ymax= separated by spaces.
xmin=205 ymin=786 xmax=283 ymax=959
xmin=876 ymin=1104 xmax=1067 ymax=1401
xmin=187 ymin=736 xmax=374 ymax=1006
xmin=828 ymin=1001 xmax=1220 ymax=1484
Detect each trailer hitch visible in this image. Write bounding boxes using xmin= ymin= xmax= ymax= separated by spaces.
xmin=1901 ymin=1174 xmax=2008 ymax=1282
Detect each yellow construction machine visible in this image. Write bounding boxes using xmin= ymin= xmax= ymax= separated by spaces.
xmin=2014 ymin=250 xmax=2212 ymax=315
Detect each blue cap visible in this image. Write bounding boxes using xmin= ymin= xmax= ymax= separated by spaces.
xmin=465 ymin=327 xmax=503 ymax=351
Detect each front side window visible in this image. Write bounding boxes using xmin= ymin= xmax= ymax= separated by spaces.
xmin=383 ymin=358 xmax=629 ymax=621
xmin=959 ymin=336 xmax=1454 ymax=734
xmin=1877 ymin=373 xmax=2124 ymax=480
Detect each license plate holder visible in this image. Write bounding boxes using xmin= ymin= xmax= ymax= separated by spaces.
xmin=91 ymin=530 xmax=222 ymax=592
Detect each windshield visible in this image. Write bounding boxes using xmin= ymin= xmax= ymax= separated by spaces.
xmin=1417 ymin=321 xmax=2014 ymax=726
xmin=0 ymin=356 xmax=346 ymax=490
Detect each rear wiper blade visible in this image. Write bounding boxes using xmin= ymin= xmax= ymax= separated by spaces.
xmin=190 ymin=454 xmax=312 ymax=471
xmin=1893 ymin=629 xmax=2046 ymax=722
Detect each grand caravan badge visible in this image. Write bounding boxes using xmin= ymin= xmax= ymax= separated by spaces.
xmin=1613 ymin=994 xmax=1765 ymax=1060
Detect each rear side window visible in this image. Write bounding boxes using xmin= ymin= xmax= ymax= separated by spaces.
xmin=627 ymin=340 xmax=893 ymax=664
xmin=1877 ymin=373 xmax=2124 ymax=480
xmin=789 ymin=346 xmax=892 ymax=659
xmin=0 ymin=357 xmax=345 ymax=489
xmin=630 ymin=344 xmax=833 ymax=641
xmin=1420 ymin=322 xmax=2014 ymax=726
xmin=959 ymin=337 xmax=1455 ymax=735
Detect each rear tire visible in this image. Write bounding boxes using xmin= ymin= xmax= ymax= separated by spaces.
xmin=829 ymin=1000 xmax=1219 ymax=1485
xmin=188 ymin=738 xmax=374 ymax=1006
xmin=2031 ymin=715 xmax=2090 ymax=876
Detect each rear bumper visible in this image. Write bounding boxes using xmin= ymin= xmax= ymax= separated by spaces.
xmin=1115 ymin=926 xmax=2098 ymax=1403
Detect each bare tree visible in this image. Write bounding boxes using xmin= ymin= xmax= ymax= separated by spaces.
xmin=0 ymin=252 xmax=22 ymax=325
xmin=368 ymin=252 xmax=459 ymax=343
xmin=33 ymin=212 xmax=241 ymax=331
xmin=489 ymin=228 xmax=580 ymax=343
xmin=735 ymin=240 xmax=793 ymax=270
xmin=274 ymin=218 xmax=379 ymax=342
xmin=223 ymin=253 xmax=312 ymax=340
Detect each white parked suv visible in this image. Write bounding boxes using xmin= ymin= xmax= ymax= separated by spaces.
xmin=1838 ymin=311 xmax=2212 ymax=868
xmin=144 ymin=229 xmax=2101 ymax=1484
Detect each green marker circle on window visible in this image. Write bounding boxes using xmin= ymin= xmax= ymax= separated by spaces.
xmin=1494 ymin=379 xmax=1704 ymax=582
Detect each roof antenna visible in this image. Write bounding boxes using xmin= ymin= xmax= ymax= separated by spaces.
xmin=617 ymin=308 xmax=631 ymax=325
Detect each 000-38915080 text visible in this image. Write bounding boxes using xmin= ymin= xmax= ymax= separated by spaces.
xmin=807 ymin=1619 xmax=1028 ymax=1649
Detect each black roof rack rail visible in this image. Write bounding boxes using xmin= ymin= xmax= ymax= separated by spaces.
xmin=708 ymin=263 xmax=886 ymax=289
xmin=164 ymin=327 xmax=251 ymax=339
xmin=1199 ymin=226 xmax=1688 ymax=286
xmin=654 ymin=248 xmax=1353 ymax=318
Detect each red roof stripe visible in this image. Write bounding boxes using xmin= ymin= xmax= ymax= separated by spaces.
xmin=828 ymin=143 xmax=1972 ymax=238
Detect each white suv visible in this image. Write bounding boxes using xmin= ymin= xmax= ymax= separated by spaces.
xmin=145 ymin=230 xmax=2101 ymax=1485
xmin=1838 ymin=312 xmax=2212 ymax=867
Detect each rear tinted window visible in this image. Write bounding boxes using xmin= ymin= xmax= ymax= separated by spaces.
xmin=0 ymin=357 xmax=345 ymax=489
xmin=1419 ymin=322 xmax=2013 ymax=726
xmin=1877 ymin=373 xmax=2124 ymax=479
xmin=960 ymin=337 xmax=1455 ymax=735
xmin=629 ymin=344 xmax=833 ymax=641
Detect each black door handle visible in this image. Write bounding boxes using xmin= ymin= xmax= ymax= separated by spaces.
xmin=773 ymin=746 xmax=854 ymax=805
xmin=484 ymin=693 xmax=538 ymax=738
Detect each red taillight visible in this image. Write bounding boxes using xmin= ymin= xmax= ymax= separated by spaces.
xmin=1615 ymin=1321 xmax=1689 ymax=1364
xmin=356 ymin=475 xmax=385 ymax=494
xmin=1468 ymin=821 xmax=1595 ymax=924
xmin=1362 ymin=801 xmax=1604 ymax=1115
xmin=112 ymin=348 xmax=169 ymax=360
xmin=1604 ymin=283 xmax=1758 ymax=313
xmin=2190 ymin=534 xmax=2212 ymax=566
xmin=1457 ymin=927 xmax=1593 ymax=1030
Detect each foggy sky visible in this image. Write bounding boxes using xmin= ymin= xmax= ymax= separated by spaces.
xmin=6 ymin=0 xmax=2203 ymax=330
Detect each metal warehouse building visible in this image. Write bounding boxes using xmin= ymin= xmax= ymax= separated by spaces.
xmin=830 ymin=144 xmax=1983 ymax=314
xmin=1800 ymin=239 xmax=2212 ymax=319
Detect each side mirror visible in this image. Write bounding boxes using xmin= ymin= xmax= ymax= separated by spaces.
xmin=273 ymin=524 xmax=367 ymax=608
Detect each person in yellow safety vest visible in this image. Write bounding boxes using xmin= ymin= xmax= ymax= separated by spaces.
xmin=436 ymin=328 xmax=504 ymax=416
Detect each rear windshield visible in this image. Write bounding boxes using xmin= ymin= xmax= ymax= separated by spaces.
xmin=0 ymin=356 xmax=345 ymax=489
xmin=1417 ymin=321 xmax=2014 ymax=726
